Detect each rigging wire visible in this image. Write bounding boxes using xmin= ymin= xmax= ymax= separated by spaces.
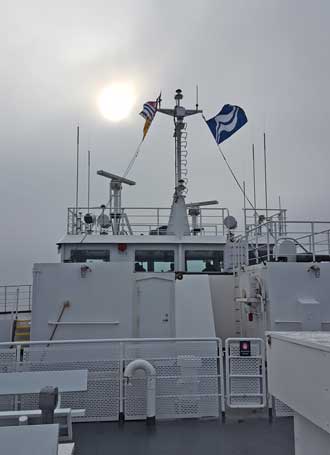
xmin=201 ymin=115 xmax=257 ymax=213
xmin=105 ymin=138 xmax=144 ymax=207
xmin=120 ymin=113 xmax=258 ymax=218
xmin=217 ymin=143 xmax=257 ymax=211
xmin=122 ymin=139 xmax=144 ymax=178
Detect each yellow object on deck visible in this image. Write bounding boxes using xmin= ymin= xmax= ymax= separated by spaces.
xmin=14 ymin=319 xmax=30 ymax=341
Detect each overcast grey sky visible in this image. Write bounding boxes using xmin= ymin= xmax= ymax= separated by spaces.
xmin=1 ymin=0 xmax=330 ymax=283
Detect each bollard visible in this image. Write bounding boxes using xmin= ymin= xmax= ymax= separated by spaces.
xmin=39 ymin=386 xmax=58 ymax=424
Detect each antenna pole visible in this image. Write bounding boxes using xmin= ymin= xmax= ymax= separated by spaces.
xmin=87 ymin=149 xmax=91 ymax=213
xmin=252 ymin=144 xmax=257 ymax=227
xmin=196 ymin=85 xmax=199 ymax=110
xmin=75 ymin=126 xmax=80 ymax=232
xmin=243 ymin=180 xmax=247 ymax=233
xmin=263 ymin=132 xmax=269 ymax=220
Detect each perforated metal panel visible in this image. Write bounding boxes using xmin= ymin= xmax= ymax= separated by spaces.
xmin=225 ymin=338 xmax=266 ymax=408
xmin=124 ymin=340 xmax=223 ymax=420
xmin=0 ymin=348 xmax=17 ymax=411
xmin=20 ymin=343 xmax=121 ymax=421
xmin=274 ymin=398 xmax=293 ymax=417
xmin=0 ymin=339 xmax=223 ymax=422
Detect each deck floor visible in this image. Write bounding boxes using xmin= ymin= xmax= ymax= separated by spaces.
xmin=73 ymin=417 xmax=294 ymax=455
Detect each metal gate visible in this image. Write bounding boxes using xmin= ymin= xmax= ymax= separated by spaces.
xmin=225 ymin=338 xmax=266 ymax=408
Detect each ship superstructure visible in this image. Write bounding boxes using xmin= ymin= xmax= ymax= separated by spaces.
xmin=1 ymin=89 xmax=330 ymax=454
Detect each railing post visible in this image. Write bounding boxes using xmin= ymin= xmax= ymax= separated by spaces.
xmin=14 ymin=344 xmax=22 ymax=410
xmin=28 ymin=285 xmax=31 ymax=311
xmin=311 ymin=222 xmax=315 ymax=261
xmin=245 ymin=237 xmax=249 ymax=266
xmin=16 ymin=288 xmax=19 ymax=318
xmin=274 ymin=222 xmax=278 ymax=248
xmin=4 ymin=286 xmax=7 ymax=313
xmin=119 ymin=341 xmax=125 ymax=422
xmin=308 ymin=234 xmax=312 ymax=253
xmin=266 ymin=222 xmax=270 ymax=262
xmin=255 ymin=225 xmax=259 ymax=264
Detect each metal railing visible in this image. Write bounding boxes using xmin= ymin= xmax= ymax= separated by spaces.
xmin=0 ymin=336 xmax=272 ymax=417
xmin=233 ymin=220 xmax=330 ymax=270
xmin=67 ymin=206 xmax=229 ymax=236
xmin=0 ymin=337 xmax=224 ymax=421
xmin=0 ymin=285 xmax=32 ymax=314
xmin=243 ymin=208 xmax=287 ymax=235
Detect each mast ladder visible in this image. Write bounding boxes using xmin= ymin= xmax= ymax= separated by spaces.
xmin=180 ymin=123 xmax=188 ymax=194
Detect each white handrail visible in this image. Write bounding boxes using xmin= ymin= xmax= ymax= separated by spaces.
xmin=124 ymin=359 xmax=156 ymax=424
xmin=48 ymin=321 xmax=120 ymax=326
xmin=0 ymin=336 xmax=222 ymax=348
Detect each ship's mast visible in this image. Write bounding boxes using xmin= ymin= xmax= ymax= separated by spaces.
xmin=158 ymin=89 xmax=202 ymax=235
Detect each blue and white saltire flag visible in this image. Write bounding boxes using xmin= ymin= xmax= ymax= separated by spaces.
xmin=206 ymin=104 xmax=248 ymax=144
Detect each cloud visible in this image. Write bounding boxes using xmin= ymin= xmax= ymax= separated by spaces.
xmin=1 ymin=0 xmax=330 ymax=282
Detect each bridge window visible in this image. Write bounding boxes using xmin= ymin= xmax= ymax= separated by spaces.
xmin=135 ymin=250 xmax=175 ymax=272
xmin=70 ymin=249 xmax=110 ymax=263
xmin=185 ymin=250 xmax=223 ymax=273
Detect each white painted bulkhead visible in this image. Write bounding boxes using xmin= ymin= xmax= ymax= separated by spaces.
xmin=238 ymin=262 xmax=330 ymax=338
xmin=31 ymin=262 xmax=220 ymax=341
xmin=209 ymin=275 xmax=236 ymax=340
xmin=267 ymin=332 xmax=330 ymax=454
xmin=31 ymin=262 xmax=135 ymax=340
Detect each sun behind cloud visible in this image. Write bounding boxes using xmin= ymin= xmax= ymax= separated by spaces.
xmin=98 ymin=82 xmax=136 ymax=122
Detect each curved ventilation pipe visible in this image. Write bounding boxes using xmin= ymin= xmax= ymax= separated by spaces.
xmin=124 ymin=359 xmax=156 ymax=425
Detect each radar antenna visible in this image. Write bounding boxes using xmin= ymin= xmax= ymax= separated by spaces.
xmin=186 ymin=200 xmax=219 ymax=236
xmin=97 ymin=170 xmax=135 ymax=235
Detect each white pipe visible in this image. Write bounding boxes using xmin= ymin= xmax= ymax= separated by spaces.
xmin=124 ymin=359 xmax=156 ymax=424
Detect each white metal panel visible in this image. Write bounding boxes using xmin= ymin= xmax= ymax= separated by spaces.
xmin=0 ymin=370 xmax=87 ymax=394
xmin=267 ymin=263 xmax=330 ymax=332
xmin=0 ymin=319 xmax=12 ymax=342
xmin=58 ymin=234 xmax=227 ymax=245
xmin=238 ymin=262 xmax=330 ymax=339
xmin=267 ymin=331 xmax=330 ymax=434
xmin=58 ymin=442 xmax=75 ymax=455
xmin=136 ymin=277 xmax=174 ymax=338
xmin=31 ymin=262 xmax=135 ymax=340
xmin=209 ymin=275 xmax=236 ymax=340
xmin=0 ymin=424 xmax=59 ymax=455
xmin=225 ymin=338 xmax=266 ymax=408
xmin=294 ymin=413 xmax=330 ymax=455
xmin=175 ymin=275 xmax=216 ymax=338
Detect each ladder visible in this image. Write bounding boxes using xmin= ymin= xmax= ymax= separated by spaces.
xmin=180 ymin=124 xmax=188 ymax=194
xmin=13 ymin=319 xmax=31 ymax=342
xmin=233 ymin=273 xmax=243 ymax=336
